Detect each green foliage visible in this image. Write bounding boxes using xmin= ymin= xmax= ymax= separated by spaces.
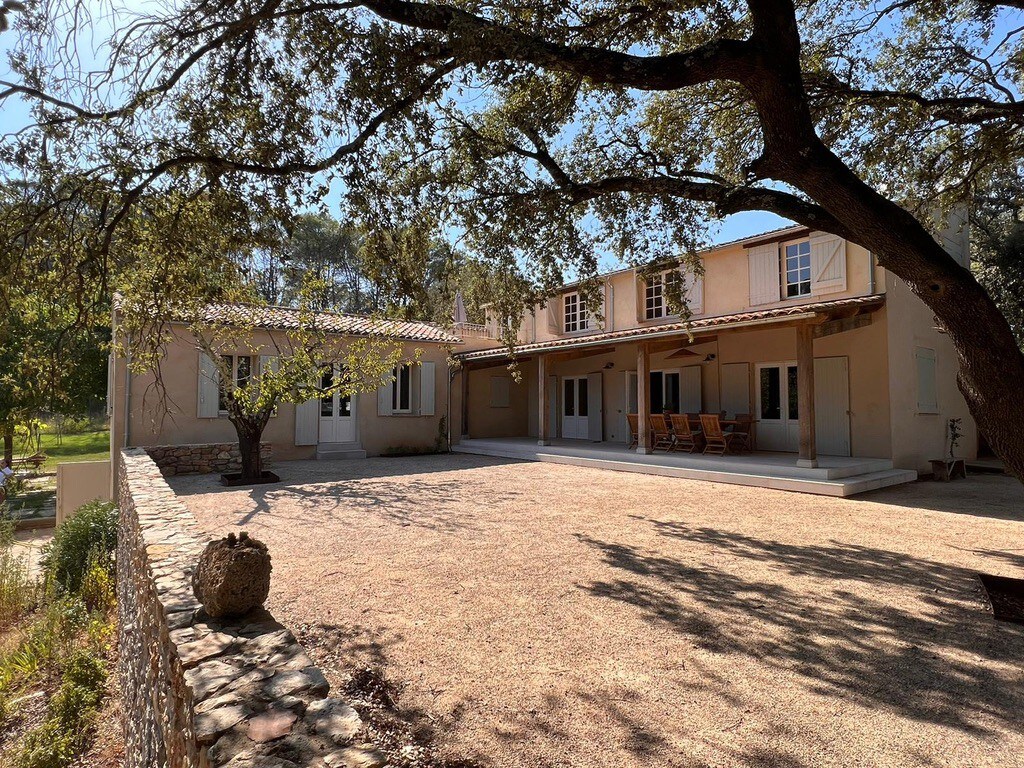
xmin=0 ymin=515 xmax=38 ymax=631
xmin=17 ymin=651 xmax=106 ymax=768
xmin=42 ymin=501 xmax=117 ymax=596
xmin=0 ymin=597 xmax=89 ymax=693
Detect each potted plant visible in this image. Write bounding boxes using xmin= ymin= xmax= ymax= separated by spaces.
xmin=930 ymin=418 xmax=967 ymax=481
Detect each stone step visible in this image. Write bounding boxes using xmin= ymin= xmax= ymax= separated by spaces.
xmin=315 ymin=444 xmax=367 ymax=461
xmin=452 ymin=440 xmax=917 ymax=497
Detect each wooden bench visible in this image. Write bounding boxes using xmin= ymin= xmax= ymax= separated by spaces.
xmin=11 ymin=454 xmax=47 ymax=470
xmin=930 ymin=458 xmax=966 ymax=481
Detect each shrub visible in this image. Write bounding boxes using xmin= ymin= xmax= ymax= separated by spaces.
xmin=79 ymin=555 xmax=115 ymax=615
xmin=16 ymin=650 xmax=106 ymax=768
xmin=42 ymin=501 xmax=117 ymax=595
xmin=0 ymin=516 xmax=38 ymax=630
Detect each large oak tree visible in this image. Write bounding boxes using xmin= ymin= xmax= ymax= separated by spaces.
xmin=3 ymin=0 xmax=1024 ymax=477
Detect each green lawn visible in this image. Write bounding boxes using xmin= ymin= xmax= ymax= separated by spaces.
xmin=19 ymin=430 xmax=110 ymax=473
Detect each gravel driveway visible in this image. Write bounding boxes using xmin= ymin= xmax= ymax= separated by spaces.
xmin=171 ymin=455 xmax=1024 ymax=768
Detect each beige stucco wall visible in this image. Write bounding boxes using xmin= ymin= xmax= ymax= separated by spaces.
xmin=111 ymin=321 xmax=458 ymax=471
xmin=56 ymin=460 xmax=113 ymax=525
xmin=512 ymin=234 xmax=883 ymax=345
xmin=461 ymin=310 xmax=895 ymax=458
xmin=883 ymin=274 xmax=978 ymax=472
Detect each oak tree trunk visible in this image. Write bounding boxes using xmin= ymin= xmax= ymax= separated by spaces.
xmin=229 ymin=409 xmax=270 ymax=481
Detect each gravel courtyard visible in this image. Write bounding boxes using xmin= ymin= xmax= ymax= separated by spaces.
xmin=171 ymin=455 xmax=1024 ymax=768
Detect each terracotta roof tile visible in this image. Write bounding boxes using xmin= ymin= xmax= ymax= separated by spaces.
xmin=196 ymin=302 xmax=463 ymax=345
xmin=458 ymin=294 xmax=884 ymax=361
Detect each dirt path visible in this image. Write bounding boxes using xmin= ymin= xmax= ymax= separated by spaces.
xmin=172 ymin=456 xmax=1024 ymax=768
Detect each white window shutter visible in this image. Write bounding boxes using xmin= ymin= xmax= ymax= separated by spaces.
xmin=259 ymin=356 xmax=280 ymax=417
xmin=546 ymin=298 xmax=560 ymax=334
xmin=915 ymin=347 xmax=938 ymax=413
xmin=197 ymin=353 xmax=220 ymax=418
xmin=685 ymin=266 xmax=704 ymax=315
xmin=680 ymin=366 xmax=702 ymax=413
xmin=810 ymin=232 xmax=847 ymax=295
xmin=748 ymin=244 xmax=780 ymax=306
xmin=377 ymin=378 xmax=394 ymax=416
xmin=259 ymin=355 xmax=280 ymax=375
xmin=419 ymin=361 xmax=436 ymax=416
xmin=294 ymin=398 xmax=319 ymax=445
xmin=721 ymin=363 xmax=750 ymax=417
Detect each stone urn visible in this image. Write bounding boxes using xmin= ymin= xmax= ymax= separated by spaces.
xmin=192 ymin=532 xmax=272 ymax=618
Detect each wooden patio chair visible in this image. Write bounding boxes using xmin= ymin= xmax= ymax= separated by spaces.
xmin=728 ymin=413 xmax=754 ymax=453
xmin=670 ymin=413 xmax=701 ymax=453
xmin=729 ymin=417 xmax=753 ymax=454
xmin=700 ymin=413 xmax=741 ymax=455
xmin=648 ymin=413 xmax=675 ymax=451
xmin=626 ymin=413 xmax=639 ymax=449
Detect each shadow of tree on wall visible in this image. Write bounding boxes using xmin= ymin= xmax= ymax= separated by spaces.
xmin=574 ymin=519 xmax=1024 ymax=736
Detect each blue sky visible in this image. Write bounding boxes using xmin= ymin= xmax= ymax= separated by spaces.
xmin=0 ymin=4 xmax=806 ymax=264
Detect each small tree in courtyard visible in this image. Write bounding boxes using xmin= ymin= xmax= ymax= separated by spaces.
xmin=122 ymin=281 xmax=407 ymax=483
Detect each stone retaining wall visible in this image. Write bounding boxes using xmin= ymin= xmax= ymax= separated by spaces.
xmin=145 ymin=442 xmax=271 ymax=476
xmin=117 ymin=448 xmax=383 ymax=767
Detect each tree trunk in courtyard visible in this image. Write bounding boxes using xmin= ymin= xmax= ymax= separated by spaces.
xmin=230 ymin=410 xmax=270 ymax=481
xmin=3 ymin=430 xmax=12 ymax=465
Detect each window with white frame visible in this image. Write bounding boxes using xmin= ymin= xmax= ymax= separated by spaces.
xmin=644 ymin=271 xmax=682 ymax=320
xmin=392 ymin=363 xmax=413 ymax=413
xmin=783 ymin=240 xmax=812 ymax=298
xmin=563 ymin=292 xmax=589 ymax=332
xmin=218 ymin=354 xmax=253 ymax=413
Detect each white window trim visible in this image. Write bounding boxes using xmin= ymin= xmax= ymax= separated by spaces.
xmin=644 ymin=270 xmax=684 ymax=321
xmin=563 ymin=291 xmax=590 ymax=334
xmin=391 ymin=363 xmax=413 ymax=414
xmin=781 ymin=238 xmax=812 ymax=300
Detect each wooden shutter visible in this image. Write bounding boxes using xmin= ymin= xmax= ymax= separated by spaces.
xmin=587 ymin=372 xmax=603 ymax=442
xmin=197 ymin=353 xmax=220 ymax=418
xmin=748 ymin=243 xmax=780 ymax=306
xmin=680 ymin=366 xmax=702 ymax=413
xmin=546 ymin=298 xmax=560 ymax=334
xmin=419 ymin=361 xmax=436 ymax=416
xmin=685 ymin=265 xmax=704 ymax=315
xmin=721 ymin=363 xmax=750 ymax=417
xmin=377 ymin=371 xmax=394 ymax=416
xmin=810 ymin=232 xmax=847 ymax=295
xmin=294 ymin=398 xmax=319 ymax=445
xmin=915 ymin=347 xmax=938 ymax=413
xmin=259 ymin=356 xmax=280 ymax=417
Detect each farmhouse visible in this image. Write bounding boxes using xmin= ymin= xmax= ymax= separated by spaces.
xmin=108 ymin=223 xmax=978 ymax=496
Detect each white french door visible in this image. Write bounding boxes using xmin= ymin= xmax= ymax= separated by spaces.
xmin=319 ymin=364 xmax=357 ymax=443
xmin=561 ymin=376 xmax=589 ymax=440
xmin=755 ymin=359 xmax=852 ymax=455
xmin=756 ymin=362 xmax=800 ymax=452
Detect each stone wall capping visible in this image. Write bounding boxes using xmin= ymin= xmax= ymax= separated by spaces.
xmin=118 ymin=448 xmax=373 ymax=767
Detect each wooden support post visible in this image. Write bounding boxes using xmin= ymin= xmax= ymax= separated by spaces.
xmin=637 ymin=343 xmax=652 ymax=454
xmin=460 ymin=365 xmax=470 ymax=437
xmin=538 ymin=354 xmax=550 ymax=446
xmin=796 ymin=323 xmax=817 ymax=468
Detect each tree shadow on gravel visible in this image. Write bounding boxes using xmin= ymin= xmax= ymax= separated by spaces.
xmin=574 ymin=520 xmax=1024 ymax=736
xmin=289 ymin=620 xmax=483 ymax=768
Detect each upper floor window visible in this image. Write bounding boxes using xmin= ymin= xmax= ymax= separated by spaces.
xmin=645 ymin=271 xmax=682 ymax=320
xmin=563 ymin=292 xmax=589 ymax=333
xmin=783 ymin=240 xmax=812 ymax=298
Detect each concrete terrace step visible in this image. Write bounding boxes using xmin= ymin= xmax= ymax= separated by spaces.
xmin=452 ymin=439 xmax=917 ymax=497
xmin=316 ymin=443 xmax=367 ymax=461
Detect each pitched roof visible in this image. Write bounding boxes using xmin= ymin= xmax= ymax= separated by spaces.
xmin=458 ymin=294 xmax=884 ymax=361
xmin=194 ymin=302 xmax=463 ymax=345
